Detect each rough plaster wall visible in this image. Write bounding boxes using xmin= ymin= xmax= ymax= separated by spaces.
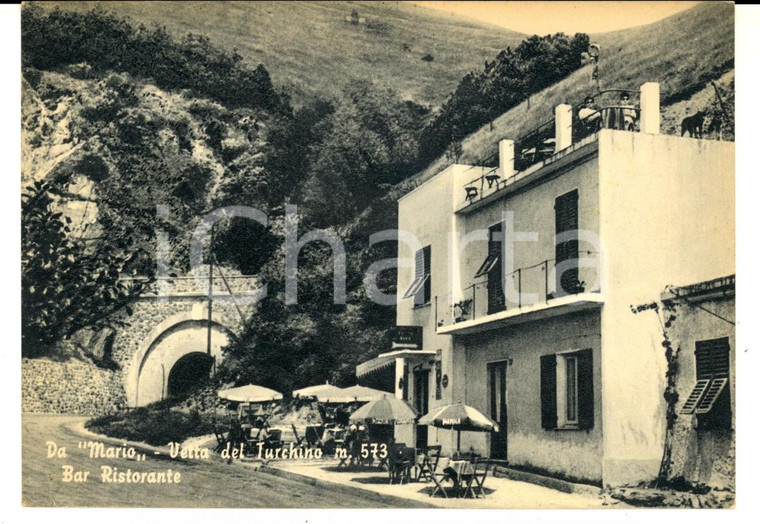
xmin=668 ymin=295 xmax=735 ymax=489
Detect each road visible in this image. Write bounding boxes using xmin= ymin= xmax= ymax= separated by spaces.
xmin=22 ymin=413 xmax=425 ymax=508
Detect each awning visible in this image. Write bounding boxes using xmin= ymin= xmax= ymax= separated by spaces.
xmin=356 ymin=349 xmax=437 ymax=378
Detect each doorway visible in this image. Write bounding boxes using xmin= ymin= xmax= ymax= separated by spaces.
xmin=414 ymin=369 xmax=429 ymax=449
xmin=488 ymin=361 xmax=508 ymax=460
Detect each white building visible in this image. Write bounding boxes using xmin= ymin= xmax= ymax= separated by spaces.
xmin=357 ymin=83 xmax=734 ymax=487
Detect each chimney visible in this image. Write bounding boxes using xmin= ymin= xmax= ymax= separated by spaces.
xmin=640 ymin=82 xmax=660 ymax=134
xmin=499 ymin=139 xmax=515 ymax=178
xmin=554 ymin=104 xmax=573 ymax=152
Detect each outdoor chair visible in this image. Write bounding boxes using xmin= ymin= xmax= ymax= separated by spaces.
xmin=227 ymin=421 xmax=248 ymax=447
xmin=263 ymin=429 xmax=283 ymax=451
xmin=388 ymin=444 xmax=415 ymax=485
xmin=305 ymin=425 xmax=324 ymax=448
xmin=291 ymin=423 xmax=305 ymax=446
xmin=416 ymin=445 xmax=441 ymax=482
xmin=213 ymin=427 xmax=228 ymax=453
xmin=460 ymin=457 xmax=492 ymax=499
xmin=430 ymin=456 xmax=451 ymax=498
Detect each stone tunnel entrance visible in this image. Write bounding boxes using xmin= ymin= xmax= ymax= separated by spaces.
xmin=167 ymin=352 xmax=215 ymax=399
xmin=126 ymin=309 xmax=234 ymax=407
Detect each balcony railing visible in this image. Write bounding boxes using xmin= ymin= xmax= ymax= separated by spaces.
xmin=434 ymin=254 xmax=600 ymax=331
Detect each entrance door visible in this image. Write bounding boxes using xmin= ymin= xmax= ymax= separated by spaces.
xmin=414 ymin=370 xmax=429 ymax=449
xmin=488 ymin=361 xmax=508 ymax=460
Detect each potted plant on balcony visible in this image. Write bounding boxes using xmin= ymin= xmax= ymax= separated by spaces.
xmin=453 ymin=299 xmax=473 ymax=323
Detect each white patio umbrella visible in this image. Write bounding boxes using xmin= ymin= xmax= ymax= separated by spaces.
xmin=217 ymin=384 xmax=283 ymax=403
xmin=418 ymin=401 xmax=499 ymax=452
xmin=341 ymin=385 xmax=389 ymax=402
xmin=292 ymin=382 xmax=353 ymax=403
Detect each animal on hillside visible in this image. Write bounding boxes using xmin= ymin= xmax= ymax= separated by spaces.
xmin=681 ymin=110 xmax=705 ymax=138
xmin=706 ymin=114 xmax=723 ymax=140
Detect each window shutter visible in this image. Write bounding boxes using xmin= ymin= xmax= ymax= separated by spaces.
xmin=487 ymin=223 xmax=505 ymax=314
xmin=695 ymin=378 xmax=728 ymax=414
xmin=680 ymin=379 xmax=710 ymax=414
xmin=554 ymin=190 xmax=579 ymax=294
xmin=577 ymin=348 xmax=594 ymax=429
xmin=423 ymin=245 xmax=431 ymax=304
xmin=540 ymin=355 xmax=557 ymax=429
xmin=695 ymin=338 xmax=730 ymax=379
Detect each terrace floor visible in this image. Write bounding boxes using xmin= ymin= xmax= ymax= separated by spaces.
xmin=264 ymin=458 xmax=625 ymax=509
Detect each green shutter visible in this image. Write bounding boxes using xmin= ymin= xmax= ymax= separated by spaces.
xmin=540 ymin=354 xmax=557 ymax=429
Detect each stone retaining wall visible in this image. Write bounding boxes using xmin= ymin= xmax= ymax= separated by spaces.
xmin=22 ymin=357 xmax=127 ymax=415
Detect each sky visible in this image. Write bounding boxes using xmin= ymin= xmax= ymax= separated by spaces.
xmin=414 ymin=1 xmax=701 ymax=35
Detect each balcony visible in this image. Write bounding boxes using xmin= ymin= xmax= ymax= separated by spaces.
xmin=435 ymin=255 xmax=603 ymax=335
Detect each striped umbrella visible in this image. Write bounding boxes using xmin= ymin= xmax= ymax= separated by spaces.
xmin=348 ymin=395 xmax=419 ymax=425
xmin=418 ymin=402 xmax=499 ymax=451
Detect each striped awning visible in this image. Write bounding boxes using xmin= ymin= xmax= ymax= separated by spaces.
xmin=356 ymin=349 xmax=437 ymax=378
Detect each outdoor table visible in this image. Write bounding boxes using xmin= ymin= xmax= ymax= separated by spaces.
xmin=445 ymin=459 xmax=475 ymax=497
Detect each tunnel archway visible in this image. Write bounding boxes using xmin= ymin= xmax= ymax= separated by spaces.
xmin=167 ymin=352 xmax=215 ymax=399
xmin=126 ymin=310 xmax=236 ymax=407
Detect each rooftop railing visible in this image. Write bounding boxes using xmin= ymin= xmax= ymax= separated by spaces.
xmin=461 ymin=88 xmax=642 ymax=206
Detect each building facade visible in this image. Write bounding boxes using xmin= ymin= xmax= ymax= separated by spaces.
xmin=357 ymin=83 xmax=735 ymax=487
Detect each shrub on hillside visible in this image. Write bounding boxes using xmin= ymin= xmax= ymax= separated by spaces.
xmin=86 ymin=406 xmax=215 ymax=446
xmin=21 ymin=3 xmax=288 ymax=115
xmin=419 ymin=32 xmax=589 ymax=164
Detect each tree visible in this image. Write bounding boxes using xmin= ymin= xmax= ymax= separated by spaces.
xmin=418 ymin=32 xmax=590 ymax=164
xmin=300 ymin=81 xmax=428 ymax=227
xmin=21 ymin=181 xmax=150 ymax=357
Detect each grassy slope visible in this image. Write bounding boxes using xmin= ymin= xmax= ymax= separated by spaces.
xmin=40 ymin=1 xmax=526 ymax=107
xmin=390 ymin=2 xmax=734 ymax=198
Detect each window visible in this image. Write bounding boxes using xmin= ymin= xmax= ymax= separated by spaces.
xmin=541 ymin=349 xmax=593 ymax=430
xmin=681 ymin=337 xmax=732 ymax=429
xmin=402 ymin=246 xmax=431 ymax=306
xmin=474 ymin=223 xmax=505 ymax=314
xmin=554 ymin=190 xmax=581 ymax=296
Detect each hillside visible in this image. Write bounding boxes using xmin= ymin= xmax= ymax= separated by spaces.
xmin=21 ymin=2 xmax=735 ymax=388
xmin=391 ymin=1 xmax=734 ymax=195
xmin=40 ymin=1 xmax=526 ymax=107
